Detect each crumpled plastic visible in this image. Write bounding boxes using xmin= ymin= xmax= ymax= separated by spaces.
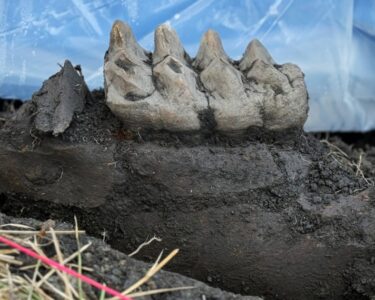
xmin=0 ymin=0 xmax=374 ymax=131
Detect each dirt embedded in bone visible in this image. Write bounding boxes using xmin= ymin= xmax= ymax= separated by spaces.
xmin=104 ymin=20 xmax=309 ymax=134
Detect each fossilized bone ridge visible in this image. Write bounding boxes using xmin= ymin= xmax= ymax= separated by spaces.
xmin=104 ymin=20 xmax=308 ymax=133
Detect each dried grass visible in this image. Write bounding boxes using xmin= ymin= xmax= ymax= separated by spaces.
xmin=321 ymin=139 xmax=374 ymax=187
xmin=0 ymin=219 xmax=194 ymax=299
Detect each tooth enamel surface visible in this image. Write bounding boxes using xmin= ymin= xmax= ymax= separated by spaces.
xmin=109 ymin=20 xmax=148 ymax=62
xmin=247 ymin=60 xmax=308 ymax=130
xmin=246 ymin=60 xmax=291 ymax=94
xmin=200 ymin=58 xmax=263 ymax=131
xmin=105 ymin=20 xmax=153 ymax=99
xmin=153 ymin=24 xmax=188 ymax=65
xmin=239 ymin=39 xmax=275 ymax=71
xmin=152 ymin=55 xmax=207 ymax=130
xmin=193 ymin=30 xmax=229 ymax=70
xmin=104 ymin=21 xmax=205 ymax=131
xmin=104 ymin=21 xmax=309 ymax=133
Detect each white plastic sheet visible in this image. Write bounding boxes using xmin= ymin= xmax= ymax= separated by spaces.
xmin=0 ymin=0 xmax=374 ymax=131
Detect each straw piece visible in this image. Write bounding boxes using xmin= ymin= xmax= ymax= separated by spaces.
xmin=0 ymin=235 xmax=132 ymax=300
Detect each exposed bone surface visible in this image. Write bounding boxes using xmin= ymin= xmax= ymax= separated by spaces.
xmin=239 ymin=39 xmax=275 ymax=71
xmin=32 ymin=60 xmax=88 ymax=135
xmin=104 ymin=21 xmax=309 ymax=133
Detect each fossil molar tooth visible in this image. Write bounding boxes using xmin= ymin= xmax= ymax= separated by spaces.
xmin=193 ymin=30 xmax=229 ymax=70
xmin=104 ymin=21 xmax=309 ymax=133
xmin=247 ymin=60 xmax=308 ymax=130
xmin=153 ymin=56 xmax=205 ymax=105
xmin=104 ymin=21 xmax=206 ymax=131
xmin=239 ymin=39 xmax=275 ymax=71
xmin=105 ymin=20 xmax=154 ymax=100
xmin=200 ymin=58 xmax=263 ymax=131
xmin=264 ymin=63 xmax=308 ymax=130
xmin=150 ymin=54 xmax=207 ymax=131
xmin=247 ymin=60 xmax=291 ymax=94
xmin=153 ymin=23 xmax=188 ymax=65
xmin=195 ymin=30 xmax=263 ymax=131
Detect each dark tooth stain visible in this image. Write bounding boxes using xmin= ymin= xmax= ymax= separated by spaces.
xmin=167 ymin=59 xmax=182 ymax=73
xmin=124 ymin=92 xmax=144 ymax=101
xmin=115 ymin=59 xmax=134 ymax=74
xmin=273 ymin=86 xmax=283 ymax=95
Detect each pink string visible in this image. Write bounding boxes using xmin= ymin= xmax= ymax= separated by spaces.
xmin=0 ymin=235 xmax=132 ymax=300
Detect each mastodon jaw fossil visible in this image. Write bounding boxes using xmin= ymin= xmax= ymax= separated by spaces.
xmin=104 ymin=20 xmax=308 ymax=133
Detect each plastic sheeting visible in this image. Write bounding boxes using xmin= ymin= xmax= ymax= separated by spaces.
xmin=0 ymin=0 xmax=374 ymax=131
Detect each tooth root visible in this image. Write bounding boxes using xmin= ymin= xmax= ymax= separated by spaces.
xmin=193 ymin=30 xmax=229 ymax=70
xmin=109 ymin=20 xmax=148 ymax=62
xmin=153 ymin=23 xmax=188 ymax=64
xmin=239 ymin=39 xmax=275 ymax=71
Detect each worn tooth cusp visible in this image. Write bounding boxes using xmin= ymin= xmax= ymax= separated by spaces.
xmin=153 ymin=23 xmax=189 ymax=65
xmin=193 ymin=30 xmax=229 ymax=70
xmin=239 ymin=39 xmax=275 ymax=71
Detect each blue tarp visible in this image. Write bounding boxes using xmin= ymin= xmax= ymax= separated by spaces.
xmin=0 ymin=0 xmax=374 ymax=131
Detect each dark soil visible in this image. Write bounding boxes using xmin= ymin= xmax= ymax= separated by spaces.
xmin=1 ymin=92 xmax=375 ymax=300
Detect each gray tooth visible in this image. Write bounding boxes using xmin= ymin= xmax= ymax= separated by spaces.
xmin=104 ymin=20 xmax=154 ymax=118
xmin=153 ymin=23 xmax=187 ymax=64
xmin=246 ymin=60 xmax=291 ymax=94
xmin=239 ymin=39 xmax=275 ymax=71
xmin=193 ymin=30 xmax=229 ymax=70
xmin=151 ymin=56 xmax=207 ymax=131
xmin=246 ymin=60 xmax=308 ymax=131
xmin=105 ymin=55 xmax=207 ymax=132
xmin=104 ymin=21 xmax=206 ymax=132
xmin=104 ymin=21 xmax=309 ymax=133
xmin=200 ymin=58 xmax=263 ymax=132
xmin=108 ymin=20 xmax=148 ymax=62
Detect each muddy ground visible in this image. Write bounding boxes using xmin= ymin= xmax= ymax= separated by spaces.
xmin=0 ymin=91 xmax=375 ymax=300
